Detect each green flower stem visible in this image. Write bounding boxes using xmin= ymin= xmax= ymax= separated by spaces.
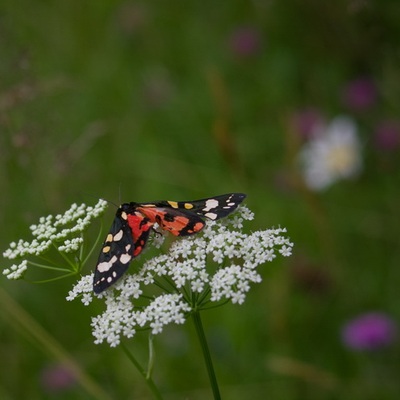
xmin=146 ymin=334 xmax=155 ymax=379
xmin=82 ymin=222 xmax=104 ymax=266
xmin=28 ymin=261 xmax=71 ymax=271
xmin=192 ymin=310 xmax=221 ymax=400
xmin=120 ymin=342 xmax=163 ymax=400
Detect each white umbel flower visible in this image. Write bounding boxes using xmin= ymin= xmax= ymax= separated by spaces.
xmin=2 ymin=199 xmax=108 ymax=280
xmin=68 ymin=205 xmax=294 ymax=347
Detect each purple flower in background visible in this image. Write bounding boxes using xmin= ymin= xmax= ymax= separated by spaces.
xmin=342 ymin=77 xmax=377 ymax=111
xmin=141 ymin=68 xmax=174 ymax=108
xmin=228 ymin=26 xmax=262 ymax=57
xmin=116 ymin=3 xmax=148 ymax=36
xmin=341 ymin=312 xmax=397 ymax=351
xmin=291 ymin=108 xmax=325 ymax=139
xmin=41 ymin=364 xmax=76 ymax=392
xmin=374 ymin=120 xmax=400 ymax=151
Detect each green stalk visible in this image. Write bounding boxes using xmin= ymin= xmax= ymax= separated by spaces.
xmin=191 ymin=310 xmax=221 ymax=400
xmin=120 ymin=342 xmax=163 ymax=400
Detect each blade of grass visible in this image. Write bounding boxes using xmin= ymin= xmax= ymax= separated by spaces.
xmin=0 ymin=288 xmax=112 ymax=400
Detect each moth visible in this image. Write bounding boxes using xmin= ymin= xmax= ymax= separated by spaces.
xmin=93 ymin=193 xmax=246 ymax=293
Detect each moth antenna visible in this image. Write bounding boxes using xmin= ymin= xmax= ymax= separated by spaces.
xmin=118 ymin=182 xmax=122 ymax=205
xmin=100 ymin=198 xmax=119 ymax=208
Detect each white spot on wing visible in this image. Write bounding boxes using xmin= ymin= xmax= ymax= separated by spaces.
xmin=97 ymin=256 xmax=118 ymax=272
xmin=203 ymin=199 xmax=219 ymax=211
xmin=113 ymin=230 xmax=124 ymax=241
xmin=205 ymin=212 xmax=218 ymax=220
xmin=120 ymin=253 xmax=132 ymax=264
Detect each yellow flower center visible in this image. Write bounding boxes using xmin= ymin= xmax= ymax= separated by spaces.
xmin=326 ymin=145 xmax=356 ymax=174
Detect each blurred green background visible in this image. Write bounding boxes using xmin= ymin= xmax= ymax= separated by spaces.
xmin=1 ymin=1 xmax=399 ymax=399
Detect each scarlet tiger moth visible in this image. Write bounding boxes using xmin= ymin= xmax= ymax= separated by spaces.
xmin=93 ymin=193 xmax=246 ymax=293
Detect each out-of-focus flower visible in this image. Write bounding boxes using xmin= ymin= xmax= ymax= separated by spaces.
xmin=141 ymin=69 xmax=175 ymax=108
xmin=41 ymin=364 xmax=76 ymax=392
xmin=290 ymin=259 xmax=333 ymax=296
xmin=228 ymin=26 xmax=262 ymax=57
xmin=299 ymin=116 xmax=362 ymax=190
xmin=341 ymin=312 xmax=397 ymax=351
xmin=291 ymin=108 xmax=325 ymax=139
xmin=116 ymin=2 xmax=148 ymax=36
xmin=374 ymin=120 xmax=400 ymax=151
xmin=342 ymin=77 xmax=377 ymax=111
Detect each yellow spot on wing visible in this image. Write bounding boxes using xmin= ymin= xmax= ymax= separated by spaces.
xmin=167 ymin=201 xmax=179 ymax=208
xmin=184 ymin=203 xmax=194 ymax=209
xmin=102 ymin=245 xmax=111 ymax=253
xmin=106 ymin=234 xmax=113 ymax=242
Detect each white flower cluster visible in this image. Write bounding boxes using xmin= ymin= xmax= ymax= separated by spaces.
xmin=2 ymin=199 xmax=108 ymax=280
xmin=299 ymin=116 xmax=362 ymax=190
xmin=2 ymin=260 xmax=28 ymax=280
xmin=68 ymin=206 xmax=294 ymax=347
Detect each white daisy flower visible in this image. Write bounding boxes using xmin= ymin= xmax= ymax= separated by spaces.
xmin=300 ymin=116 xmax=362 ymax=190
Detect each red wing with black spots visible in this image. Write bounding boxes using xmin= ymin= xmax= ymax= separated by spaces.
xmin=93 ymin=193 xmax=246 ymax=293
xmin=136 ymin=206 xmax=206 ymax=236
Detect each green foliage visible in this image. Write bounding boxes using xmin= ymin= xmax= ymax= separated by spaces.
xmin=1 ymin=1 xmax=399 ymax=399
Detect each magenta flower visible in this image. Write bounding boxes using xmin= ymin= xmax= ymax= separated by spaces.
xmin=291 ymin=108 xmax=324 ymax=139
xmin=228 ymin=26 xmax=262 ymax=57
xmin=374 ymin=120 xmax=400 ymax=151
xmin=342 ymin=77 xmax=377 ymax=111
xmin=341 ymin=312 xmax=397 ymax=351
xmin=141 ymin=69 xmax=174 ymax=109
xmin=41 ymin=364 xmax=76 ymax=392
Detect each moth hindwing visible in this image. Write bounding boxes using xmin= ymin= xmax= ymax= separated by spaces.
xmin=93 ymin=193 xmax=246 ymax=293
